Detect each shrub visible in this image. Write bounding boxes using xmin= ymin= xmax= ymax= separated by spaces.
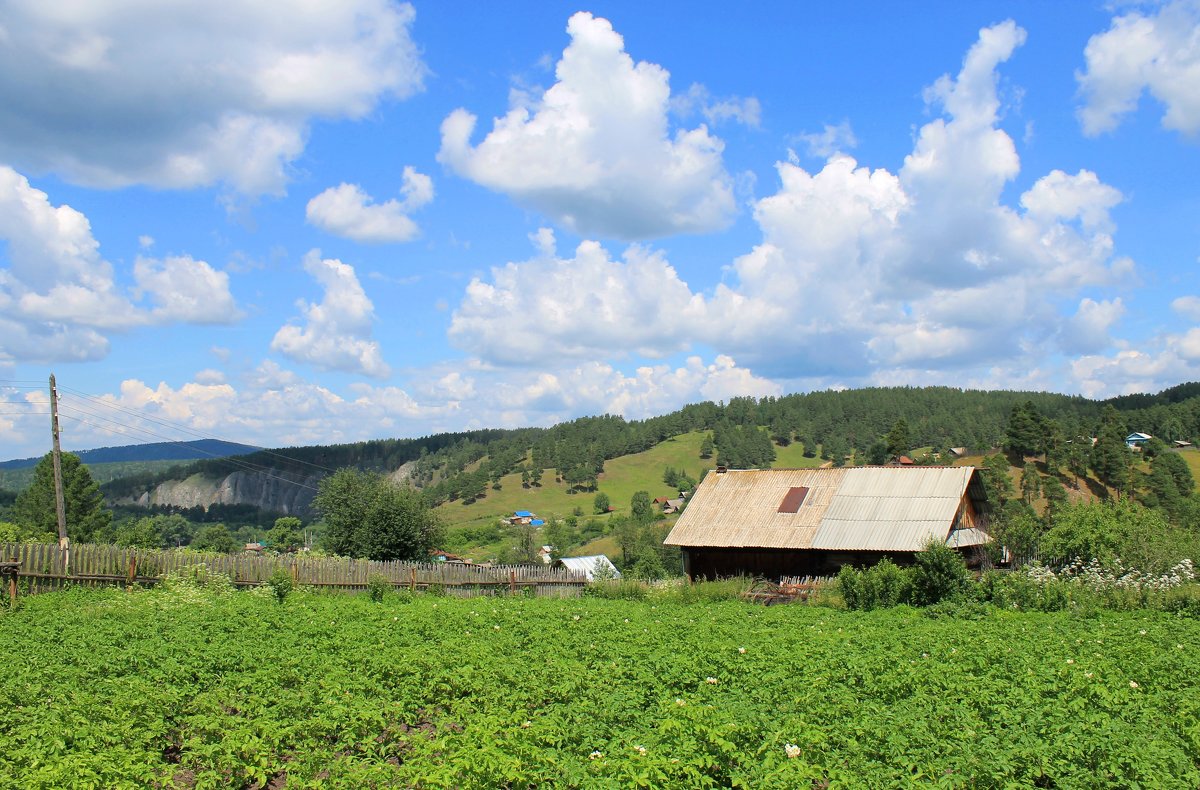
xmin=910 ymin=539 xmax=972 ymax=606
xmin=837 ymin=565 xmax=862 ymax=610
xmin=839 ymin=560 xmax=914 ymax=611
xmin=367 ymin=573 xmax=391 ymax=603
xmin=860 ymin=558 xmax=912 ymax=610
xmin=267 ymin=568 xmax=294 ymax=604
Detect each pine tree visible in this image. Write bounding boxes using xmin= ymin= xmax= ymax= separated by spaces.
xmin=14 ymin=452 xmax=111 ymax=542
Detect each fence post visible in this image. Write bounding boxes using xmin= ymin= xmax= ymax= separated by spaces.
xmin=127 ymin=554 xmax=137 ymax=587
xmin=509 ymin=569 xmax=516 ymax=594
xmin=409 ymin=567 xmax=416 ymax=592
xmin=7 ymin=556 xmax=16 ymax=609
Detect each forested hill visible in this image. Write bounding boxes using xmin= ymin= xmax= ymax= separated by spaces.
xmin=96 ymin=384 xmax=1200 ymax=515
xmin=0 ymin=439 xmax=259 ymax=469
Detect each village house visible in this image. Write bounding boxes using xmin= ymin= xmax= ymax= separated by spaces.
xmin=1126 ymin=432 xmax=1153 ymax=450
xmin=664 ymin=466 xmax=989 ymax=580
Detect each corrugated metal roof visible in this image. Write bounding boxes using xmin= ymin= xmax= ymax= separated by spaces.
xmin=665 ymin=466 xmax=983 ymax=552
xmin=557 ymin=555 xmax=621 ymax=580
xmin=664 ymin=468 xmax=847 ymax=549
xmin=945 ymin=528 xmax=991 ymax=548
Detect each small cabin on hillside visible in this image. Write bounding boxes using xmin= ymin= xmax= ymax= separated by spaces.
xmin=1126 ymin=432 xmax=1153 ymax=450
xmin=664 ymin=466 xmax=989 ymax=580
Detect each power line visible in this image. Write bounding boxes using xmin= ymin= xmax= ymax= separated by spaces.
xmin=56 ymin=401 xmax=310 ymax=480
xmin=58 ymin=386 xmax=343 ymax=476
xmin=58 ymin=412 xmax=321 ymax=494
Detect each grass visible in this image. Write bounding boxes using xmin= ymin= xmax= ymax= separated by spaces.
xmin=435 ymin=432 xmax=829 ymax=541
xmin=1178 ymin=448 xmax=1200 ymax=492
xmin=435 ymin=432 xmax=713 ymax=532
xmin=771 ymin=442 xmax=826 ymax=469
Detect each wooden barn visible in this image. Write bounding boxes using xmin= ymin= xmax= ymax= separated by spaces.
xmin=663 ymin=466 xmax=989 ymax=580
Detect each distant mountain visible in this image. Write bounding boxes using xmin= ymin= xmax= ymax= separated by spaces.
xmin=0 ymin=439 xmax=259 ymax=469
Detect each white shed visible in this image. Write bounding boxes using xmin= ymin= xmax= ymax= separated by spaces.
xmin=556 ymin=555 xmax=621 ymax=581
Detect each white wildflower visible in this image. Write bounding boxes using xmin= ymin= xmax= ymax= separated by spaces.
xmin=1130 ymin=681 xmax=1139 ymax=688
xmin=634 ymin=745 xmax=647 ymax=756
xmin=521 ymin=721 xmax=531 ymax=729
xmin=589 ymin=750 xmax=603 ymax=760
xmin=738 ymin=647 xmax=747 ymax=654
xmin=706 ymin=677 xmax=719 ymax=685
xmin=784 ymin=743 xmax=802 ymax=759
xmin=675 ymin=698 xmax=686 ymax=706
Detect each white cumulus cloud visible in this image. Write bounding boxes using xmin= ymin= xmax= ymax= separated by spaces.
xmin=306 ymin=167 xmax=433 ymax=243
xmin=449 ymin=228 xmax=705 ymax=364
xmin=134 ymin=255 xmax=243 ymax=324
xmin=438 ymin=11 xmax=735 ymax=240
xmin=0 ymin=0 xmax=426 ymax=194
xmin=447 ymin=21 xmax=1132 ymax=388
xmin=0 ymin=165 xmax=241 ymax=362
xmin=1077 ymin=0 xmax=1200 ymax=135
xmin=270 ymin=250 xmax=390 ymax=377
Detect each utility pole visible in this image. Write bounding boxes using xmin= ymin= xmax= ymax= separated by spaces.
xmin=49 ymin=374 xmax=70 ymax=575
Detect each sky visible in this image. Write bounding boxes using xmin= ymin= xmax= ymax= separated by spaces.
xmin=2 ymin=0 xmax=1200 ymax=461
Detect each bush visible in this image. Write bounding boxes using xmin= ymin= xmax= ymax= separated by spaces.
xmin=838 ymin=564 xmax=862 ymax=610
xmin=367 ymin=573 xmax=391 ymax=603
xmin=267 ymin=568 xmax=294 ymax=604
xmin=910 ymin=540 xmax=972 ymax=606
xmin=839 ymin=560 xmax=913 ymax=611
xmin=860 ymin=558 xmax=912 ymax=610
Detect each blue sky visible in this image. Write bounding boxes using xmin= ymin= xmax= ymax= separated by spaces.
xmin=2 ymin=0 xmax=1199 ymax=460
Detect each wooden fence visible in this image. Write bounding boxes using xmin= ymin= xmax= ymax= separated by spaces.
xmin=0 ymin=542 xmax=588 ymax=601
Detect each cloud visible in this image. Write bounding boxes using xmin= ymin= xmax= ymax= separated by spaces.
xmin=1077 ymin=0 xmax=1200 ymax=135
xmin=438 ymin=11 xmax=735 ymax=240
xmin=794 ymin=121 xmax=858 ymax=159
xmin=134 ymin=255 xmax=243 ymax=324
xmin=0 ymin=166 xmax=241 ymax=362
xmin=1171 ymin=294 xmax=1200 ymax=321
xmin=1071 ymin=333 xmax=1200 ymax=398
xmin=306 ymin=167 xmax=433 ymax=243
xmin=0 ymin=1 xmax=426 ymax=194
xmin=270 ymin=250 xmax=390 ymax=377
xmin=447 ymin=21 xmax=1132 ymax=388
xmin=671 ymin=83 xmax=762 ymax=127
xmin=2 ymin=353 xmax=778 ymax=459
xmin=449 ymin=228 xmax=705 ymax=364
xmin=707 ymin=20 xmax=1128 ymax=377
xmin=1059 ymin=297 xmax=1125 ymax=354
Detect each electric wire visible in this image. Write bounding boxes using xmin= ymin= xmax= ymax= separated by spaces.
xmin=58 ymin=412 xmax=321 ymax=493
xmin=55 ymin=401 xmax=323 ymax=486
xmin=58 ymin=386 xmax=344 ymax=476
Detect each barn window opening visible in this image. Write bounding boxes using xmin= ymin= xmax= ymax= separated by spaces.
xmin=778 ymin=486 xmax=809 ymax=513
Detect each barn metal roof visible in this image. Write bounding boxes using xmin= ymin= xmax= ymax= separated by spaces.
xmin=664 ymin=466 xmax=984 ymax=552
xmin=557 ymin=555 xmax=621 ymax=580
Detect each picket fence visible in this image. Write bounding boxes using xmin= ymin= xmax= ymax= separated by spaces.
xmin=0 ymin=542 xmax=588 ymax=600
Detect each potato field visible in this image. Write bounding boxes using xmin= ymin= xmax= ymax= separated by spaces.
xmin=2 ymin=585 xmax=1199 ymax=788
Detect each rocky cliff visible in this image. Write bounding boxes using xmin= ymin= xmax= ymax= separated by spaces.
xmin=120 ymin=461 xmax=418 ymax=516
